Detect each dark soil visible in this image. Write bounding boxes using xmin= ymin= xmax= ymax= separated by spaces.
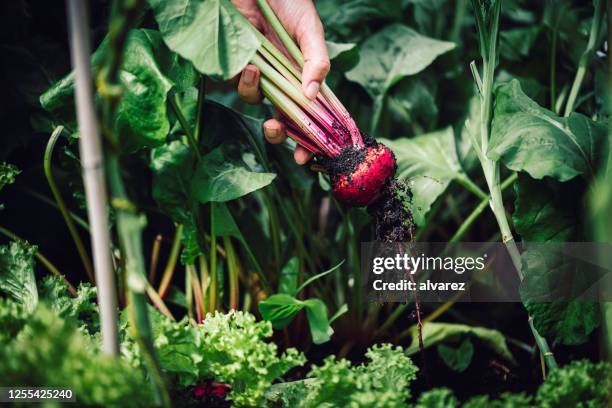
xmin=368 ymin=178 xmax=415 ymax=242
xmin=322 ymin=133 xmax=379 ymax=186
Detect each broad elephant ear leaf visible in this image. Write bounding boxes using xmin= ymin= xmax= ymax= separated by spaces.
xmin=489 ymin=80 xmax=608 ymax=181
xmin=346 ymin=23 xmax=455 ymax=129
xmin=381 ymin=127 xmax=464 ymax=226
xmin=148 ymin=0 xmax=260 ymax=80
xmin=41 ymin=29 xmax=195 ymax=152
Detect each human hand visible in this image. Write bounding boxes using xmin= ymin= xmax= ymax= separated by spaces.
xmin=232 ymin=0 xmax=330 ymax=164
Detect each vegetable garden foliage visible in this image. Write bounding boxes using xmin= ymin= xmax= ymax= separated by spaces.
xmin=0 ymin=0 xmax=610 ymax=406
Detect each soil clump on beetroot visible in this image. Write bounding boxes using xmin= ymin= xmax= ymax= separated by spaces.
xmin=368 ymin=178 xmax=415 ymax=242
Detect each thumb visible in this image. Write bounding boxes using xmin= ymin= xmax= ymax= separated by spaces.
xmin=295 ymin=14 xmax=330 ymax=100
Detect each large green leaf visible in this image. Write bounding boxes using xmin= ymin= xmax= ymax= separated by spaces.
xmin=151 ymin=140 xmax=197 ymax=225
xmin=513 ymin=174 xmax=579 ymax=242
xmin=521 ymin=249 xmax=601 ymax=346
xmin=381 ymin=127 xmax=464 ymax=226
xmin=405 ymin=322 xmax=515 ymax=364
xmin=489 ymin=80 xmax=608 ymax=181
xmin=0 ymin=241 xmax=38 ymax=312
xmin=326 ymin=41 xmax=359 ymax=72
xmin=193 ymin=147 xmax=276 ymax=203
xmin=514 ymin=175 xmax=600 ymax=345
xmin=258 ymin=294 xmax=304 ymax=330
xmin=41 ymin=29 xmax=193 ymax=152
xmin=346 ymin=24 xmax=455 ymax=103
xmin=316 ymin=0 xmax=403 ymax=41
xmin=258 ymin=295 xmax=333 ymax=344
xmin=148 ymin=0 xmax=260 ymax=80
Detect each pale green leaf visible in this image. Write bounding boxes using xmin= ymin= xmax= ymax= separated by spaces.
xmin=489 ymin=80 xmax=608 ymax=181
xmin=148 ymin=0 xmax=260 ymax=80
xmin=381 ymin=127 xmax=463 ymax=226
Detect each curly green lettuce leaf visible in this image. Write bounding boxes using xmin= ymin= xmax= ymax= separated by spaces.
xmin=0 ymin=300 xmax=153 ymax=408
xmin=39 ymin=275 xmax=99 ymax=333
xmin=0 ymin=241 xmax=38 ymax=312
xmin=271 ymin=344 xmax=417 ymax=408
xmin=536 ymin=360 xmax=611 ymax=408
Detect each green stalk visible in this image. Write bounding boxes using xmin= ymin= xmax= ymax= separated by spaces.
xmin=168 ymin=93 xmax=202 ymax=160
xmin=256 ymin=0 xmax=303 ymax=67
xmin=187 ymin=264 xmax=205 ymax=322
xmin=186 ymin=267 xmax=194 ymax=321
xmin=0 ymin=225 xmax=77 ymax=296
xmin=265 ymin=193 xmax=282 ymax=275
xmin=223 ymin=236 xmax=239 ymax=310
xmin=549 ymin=23 xmax=559 ymax=111
xmin=564 ymin=0 xmax=605 ymax=117
xmin=107 ymin=155 xmax=171 ymax=405
xmin=194 ymin=75 xmax=206 ymax=142
xmin=19 ymin=187 xmax=90 ymax=231
xmin=252 ymin=54 xmax=332 ymax=122
xmin=449 ymin=173 xmax=517 ymax=243
xmin=44 ymin=126 xmax=95 ymax=282
xmin=98 ymin=0 xmax=170 ymax=403
xmin=209 ymin=204 xmax=218 ymax=312
xmin=146 ymin=283 xmax=175 ymax=320
xmin=199 ymin=253 xmax=209 ymax=307
xmin=158 ymin=224 xmax=182 ymax=298
xmin=470 ymin=0 xmax=558 ymax=370
xmin=456 ymin=173 xmax=488 ymax=200
xmin=450 ymin=0 xmax=467 ymax=42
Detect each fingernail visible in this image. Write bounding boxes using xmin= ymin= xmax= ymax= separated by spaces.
xmin=265 ymin=125 xmax=280 ymax=140
xmin=305 ymin=81 xmax=320 ymax=99
xmin=243 ymin=67 xmax=256 ymax=85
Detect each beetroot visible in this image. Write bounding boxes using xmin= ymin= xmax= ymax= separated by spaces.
xmin=329 ymin=144 xmax=397 ymax=207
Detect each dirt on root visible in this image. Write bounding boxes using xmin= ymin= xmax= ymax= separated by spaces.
xmin=368 ymin=178 xmax=415 ymax=242
xmin=323 ymin=133 xmax=379 ymax=185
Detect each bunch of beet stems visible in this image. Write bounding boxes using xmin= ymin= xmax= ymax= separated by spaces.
xmin=249 ymin=0 xmax=364 ymax=159
xmin=248 ymin=0 xmax=424 ymax=361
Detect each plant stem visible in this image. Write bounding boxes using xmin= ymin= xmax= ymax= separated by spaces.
xmin=98 ymin=0 xmax=170 ymax=403
xmin=0 ymin=225 xmax=77 ymax=296
xmin=549 ymin=23 xmax=559 ymax=111
xmin=19 ymin=187 xmax=90 ymax=231
xmin=256 ymin=0 xmax=303 ymax=67
xmin=209 ymin=204 xmax=218 ymax=312
xmin=450 ymin=173 xmax=517 ymax=243
xmin=187 ymin=264 xmax=205 ymax=322
xmin=470 ymin=0 xmax=558 ymax=370
xmin=450 ymin=0 xmax=467 ymax=42
xmin=194 ymin=75 xmax=206 ymax=142
xmin=158 ymin=224 xmax=182 ymax=298
xmin=148 ymin=234 xmax=162 ymax=284
xmin=168 ymin=93 xmax=202 ymax=160
xmin=563 ymin=0 xmax=605 ymax=117
xmin=185 ymin=267 xmax=194 ymax=321
xmin=456 ymin=173 xmax=488 ymax=200
xmin=146 ymin=283 xmax=175 ymax=320
xmin=44 ymin=126 xmax=95 ymax=282
xmin=66 ymin=0 xmax=118 ymax=356
xmin=223 ymin=236 xmax=239 ymax=310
